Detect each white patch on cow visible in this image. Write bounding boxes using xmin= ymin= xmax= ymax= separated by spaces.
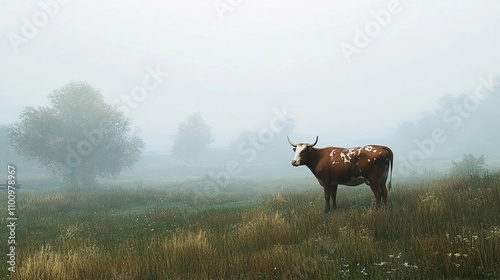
xmin=341 ymin=148 xmax=359 ymax=164
xmin=329 ymin=149 xmax=337 ymax=160
xmin=340 ymin=152 xmax=349 ymax=163
xmin=367 ymin=159 xmax=371 ymax=162
xmin=364 ymin=145 xmax=374 ymax=152
xmin=329 ymin=149 xmax=336 ymax=157
xmin=373 ymin=149 xmax=377 ymax=153
xmin=330 ymin=149 xmax=338 ymax=165
xmin=374 ymin=158 xmax=377 ymax=161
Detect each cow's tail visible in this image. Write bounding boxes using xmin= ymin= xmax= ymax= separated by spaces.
xmin=385 ymin=147 xmax=394 ymax=191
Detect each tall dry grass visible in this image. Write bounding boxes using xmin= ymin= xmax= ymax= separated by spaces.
xmin=1 ymin=173 xmax=499 ymax=279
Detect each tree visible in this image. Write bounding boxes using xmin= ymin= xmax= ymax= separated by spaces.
xmin=1 ymin=124 xmax=39 ymax=171
xmin=8 ymin=81 xmax=144 ymax=187
xmin=450 ymin=154 xmax=487 ymax=177
xmin=171 ymin=112 xmax=213 ymax=162
xmin=0 ymin=125 xmax=15 ymax=162
xmin=228 ymin=116 xmax=296 ymax=164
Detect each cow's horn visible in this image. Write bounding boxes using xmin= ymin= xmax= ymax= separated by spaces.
xmin=287 ymin=136 xmax=297 ymax=147
xmin=307 ymin=136 xmax=318 ymax=147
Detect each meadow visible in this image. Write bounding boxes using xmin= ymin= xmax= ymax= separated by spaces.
xmin=1 ymin=173 xmax=499 ymax=279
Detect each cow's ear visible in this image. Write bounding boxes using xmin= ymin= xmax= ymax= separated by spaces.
xmin=307 ymin=147 xmax=313 ymax=152
xmin=293 ymin=147 xmax=296 ymax=152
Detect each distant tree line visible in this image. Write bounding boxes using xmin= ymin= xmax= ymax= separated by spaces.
xmin=394 ymin=84 xmax=500 ymax=158
xmin=170 ymin=109 xmax=296 ymax=167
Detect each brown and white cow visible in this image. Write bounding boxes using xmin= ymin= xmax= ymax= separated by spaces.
xmin=288 ymin=136 xmax=393 ymax=212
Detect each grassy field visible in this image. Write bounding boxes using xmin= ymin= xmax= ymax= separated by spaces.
xmin=1 ymin=173 xmax=499 ymax=279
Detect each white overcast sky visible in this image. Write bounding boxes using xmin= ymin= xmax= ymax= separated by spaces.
xmin=1 ymin=0 xmax=499 ymax=151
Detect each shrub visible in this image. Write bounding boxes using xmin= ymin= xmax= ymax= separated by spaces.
xmin=450 ymin=154 xmax=487 ymax=177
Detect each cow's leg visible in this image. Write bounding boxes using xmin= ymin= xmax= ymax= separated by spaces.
xmin=381 ymin=184 xmax=388 ymax=205
xmin=323 ymin=186 xmax=331 ymax=213
xmin=369 ymin=181 xmax=382 ymax=209
xmin=330 ymin=184 xmax=338 ymax=210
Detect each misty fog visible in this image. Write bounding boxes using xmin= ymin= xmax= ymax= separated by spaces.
xmin=1 ymin=0 xmax=500 ymax=189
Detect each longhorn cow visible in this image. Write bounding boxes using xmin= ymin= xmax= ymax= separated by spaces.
xmin=288 ymin=136 xmax=393 ymax=212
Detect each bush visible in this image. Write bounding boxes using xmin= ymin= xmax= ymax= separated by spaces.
xmin=450 ymin=154 xmax=487 ymax=177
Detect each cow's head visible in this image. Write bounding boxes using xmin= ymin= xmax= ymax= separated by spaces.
xmin=288 ymin=136 xmax=318 ymax=166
